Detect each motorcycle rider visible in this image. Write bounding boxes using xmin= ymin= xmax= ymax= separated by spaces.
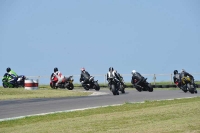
xmin=5 ymin=67 xmax=18 ymax=85
xmin=173 ymin=70 xmax=182 ymax=89
xmin=52 ymin=67 xmax=65 ymax=87
xmin=114 ymin=70 xmax=125 ymax=86
xmin=180 ymin=69 xmax=197 ymax=93
xmin=114 ymin=70 xmax=122 ymax=81
xmin=107 ymin=67 xmax=120 ymax=87
xmin=80 ymin=68 xmax=91 ymax=89
xmin=131 ymin=70 xmax=145 ymax=89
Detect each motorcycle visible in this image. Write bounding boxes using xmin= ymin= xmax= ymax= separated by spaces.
xmin=82 ymin=76 xmax=100 ymax=91
xmin=65 ymin=76 xmax=74 ymax=90
xmin=50 ymin=73 xmax=74 ymax=90
xmin=133 ymin=78 xmax=153 ymax=92
xmin=181 ymin=76 xmax=197 ymax=94
xmin=108 ymin=77 xmax=120 ymax=95
xmin=2 ymin=73 xmax=19 ymax=88
xmin=17 ymin=75 xmax=27 ymax=87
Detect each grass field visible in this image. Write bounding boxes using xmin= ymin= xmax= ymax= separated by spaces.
xmin=0 ymin=97 xmax=199 ymax=133
xmin=0 ymin=88 xmax=92 ymax=100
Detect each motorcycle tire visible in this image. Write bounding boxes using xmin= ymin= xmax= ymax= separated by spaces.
xmin=187 ymin=84 xmax=194 ymax=94
xmin=83 ymin=86 xmax=90 ymax=91
xmin=147 ymin=84 xmax=153 ymax=92
xmin=120 ymin=84 xmax=125 ymax=94
xmin=50 ymin=82 xmax=57 ymax=89
xmin=67 ymin=83 xmax=74 ymax=90
xmin=93 ymin=82 xmax=100 ymax=91
xmin=183 ymin=90 xmax=188 ymax=93
xmin=116 ymin=90 xmax=119 ymax=95
xmin=50 ymin=83 xmax=53 ymax=88
xmin=136 ymin=87 xmax=142 ymax=92
xmin=2 ymin=83 xmax=7 ymax=88
xmin=142 ymin=87 xmax=148 ymax=91
xmin=111 ymin=84 xmax=117 ymax=95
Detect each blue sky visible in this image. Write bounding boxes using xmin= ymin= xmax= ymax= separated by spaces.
xmin=0 ymin=0 xmax=200 ymax=84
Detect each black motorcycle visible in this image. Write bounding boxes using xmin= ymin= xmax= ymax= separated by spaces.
xmin=82 ymin=76 xmax=100 ymax=91
xmin=65 ymin=76 xmax=74 ymax=90
xmin=108 ymin=77 xmax=120 ymax=95
xmin=132 ymin=78 xmax=153 ymax=92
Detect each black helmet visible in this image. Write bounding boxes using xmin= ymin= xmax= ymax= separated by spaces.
xmin=174 ymin=70 xmax=178 ymax=75
xmin=54 ymin=67 xmax=58 ymax=72
xmin=109 ymin=67 xmax=114 ymax=72
xmin=6 ymin=67 xmax=11 ymax=72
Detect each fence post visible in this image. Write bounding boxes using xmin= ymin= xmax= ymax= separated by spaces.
xmin=153 ymin=74 xmax=156 ymax=85
xmin=38 ymin=76 xmax=40 ymax=85
xmin=170 ymin=74 xmax=173 ymax=84
xmin=104 ymin=74 xmax=106 ymax=85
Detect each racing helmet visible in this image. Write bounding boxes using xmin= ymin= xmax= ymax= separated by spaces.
xmin=131 ymin=70 xmax=136 ymax=75
xmin=181 ymin=69 xmax=186 ymax=72
xmin=6 ymin=67 xmax=11 ymax=72
xmin=109 ymin=67 xmax=114 ymax=72
xmin=54 ymin=67 xmax=58 ymax=72
xmin=174 ymin=70 xmax=178 ymax=75
xmin=81 ymin=67 xmax=85 ymax=72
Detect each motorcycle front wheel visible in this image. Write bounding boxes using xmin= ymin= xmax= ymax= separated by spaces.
xmin=147 ymin=83 xmax=153 ymax=92
xmin=2 ymin=83 xmax=8 ymax=88
xmin=111 ymin=84 xmax=119 ymax=95
xmin=187 ymin=84 xmax=194 ymax=94
xmin=119 ymin=84 xmax=125 ymax=94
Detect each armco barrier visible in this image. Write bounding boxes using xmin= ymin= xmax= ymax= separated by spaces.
xmin=77 ymin=84 xmax=200 ymax=88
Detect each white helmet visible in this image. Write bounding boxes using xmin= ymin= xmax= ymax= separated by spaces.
xmin=181 ymin=69 xmax=185 ymax=72
xmin=131 ymin=70 xmax=136 ymax=75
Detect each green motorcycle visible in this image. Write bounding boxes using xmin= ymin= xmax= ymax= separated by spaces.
xmin=2 ymin=74 xmax=18 ymax=88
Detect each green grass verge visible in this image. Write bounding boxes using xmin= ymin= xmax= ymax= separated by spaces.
xmin=0 ymin=88 xmax=92 ymax=100
xmin=0 ymin=97 xmax=200 ymax=133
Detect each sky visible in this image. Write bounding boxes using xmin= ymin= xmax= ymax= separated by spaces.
xmin=0 ymin=0 xmax=200 ymax=84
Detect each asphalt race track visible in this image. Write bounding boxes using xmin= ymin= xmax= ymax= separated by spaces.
xmin=0 ymin=89 xmax=199 ymax=121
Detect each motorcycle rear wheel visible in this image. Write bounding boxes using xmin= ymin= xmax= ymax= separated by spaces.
xmin=67 ymin=83 xmax=74 ymax=90
xmin=93 ymin=82 xmax=100 ymax=91
xmin=120 ymin=84 xmax=125 ymax=93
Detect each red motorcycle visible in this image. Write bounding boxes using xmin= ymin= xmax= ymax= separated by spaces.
xmin=50 ymin=73 xmax=74 ymax=90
